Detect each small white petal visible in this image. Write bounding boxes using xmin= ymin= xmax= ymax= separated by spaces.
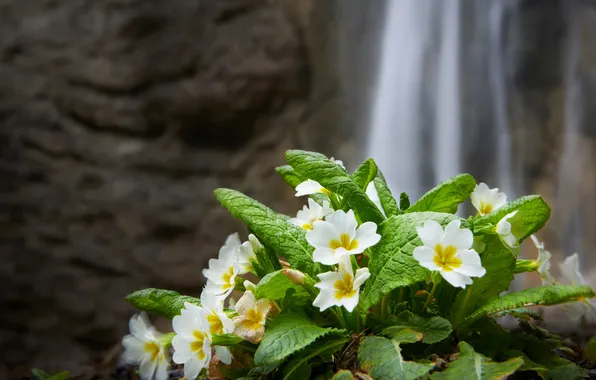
xmin=441 ymin=271 xmax=473 ymax=288
xmin=354 ymin=222 xmax=381 ymax=251
xmin=139 ymin=355 xmax=157 ymax=380
xmin=296 ymin=179 xmax=326 ymax=197
xmin=155 ymin=361 xmax=169 ymax=380
xmin=442 ymin=220 xmax=473 ymax=250
xmin=183 ymin=357 xmax=203 ymax=380
xmin=416 ymin=220 xmax=444 ymax=247
xmin=353 ymin=268 xmax=371 ymax=289
xmin=366 ymin=182 xmax=386 ymax=217
xmin=172 ymin=335 xmax=192 ymax=364
xmin=235 ymin=291 xmax=257 ymax=316
xmin=454 ymin=250 xmax=486 ymax=277
xmin=312 ymin=247 xmax=340 ymax=265
xmin=559 ymin=253 xmax=585 ymax=285
xmin=215 ymin=346 xmax=233 ymax=365
xmin=325 ymin=210 xmax=358 ymax=239
xmin=306 ymin=221 xmax=339 ymax=248
xmin=341 ymin=292 xmax=360 ymax=312
xmin=312 ymin=287 xmax=337 ymax=311
xmin=413 ymin=246 xmax=441 ymax=271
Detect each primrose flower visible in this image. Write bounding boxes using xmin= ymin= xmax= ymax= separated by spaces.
xmin=365 ymin=182 xmax=386 ymax=217
xmin=295 ymin=179 xmax=331 ymax=197
xmin=199 ymin=291 xmax=234 ymax=364
xmin=413 ymin=220 xmax=486 ymax=288
xmin=290 ymin=198 xmax=334 ymax=230
xmin=330 ymin=157 xmax=346 ymax=169
xmin=172 ymin=303 xmax=212 ymax=380
xmin=233 ymin=291 xmax=271 ymax=343
xmin=313 ymin=255 xmax=370 ymax=312
xmin=203 ymin=233 xmax=241 ymax=298
xmin=530 ymin=235 xmax=555 ymax=285
xmin=122 ymin=313 xmax=169 ymax=380
xmin=558 ymin=254 xmax=596 ymax=322
xmin=496 ymin=211 xmax=519 ymax=249
xmin=470 ymin=182 xmax=507 ymax=216
xmin=238 ymin=234 xmax=262 ymax=274
xmin=306 ymin=209 xmax=381 ymax=265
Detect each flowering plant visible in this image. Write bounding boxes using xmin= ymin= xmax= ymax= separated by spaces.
xmin=124 ymin=150 xmax=595 ymax=380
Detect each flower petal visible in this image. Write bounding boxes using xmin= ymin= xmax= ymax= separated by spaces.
xmin=235 ymin=291 xmax=257 ymax=316
xmin=442 ymin=220 xmax=473 ymax=250
xmin=215 ymin=346 xmax=233 ymax=365
xmin=172 ymin=335 xmax=192 ymax=364
xmin=306 ymin=221 xmax=339 ymax=248
xmin=416 ymin=220 xmax=444 ymax=247
xmin=353 ymin=268 xmax=371 ymax=289
xmin=341 ymin=292 xmax=360 ymax=312
xmin=139 ymin=354 xmax=157 ymax=380
xmin=354 ymin=222 xmax=381 ymax=250
xmin=183 ymin=357 xmax=203 ymax=380
xmin=559 ymin=253 xmax=585 ymax=285
xmin=312 ymin=247 xmax=340 ymax=265
xmin=325 ymin=210 xmax=358 ymax=239
xmin=441 ymin=271 xmax=473 ymax=288
xmin=296 ymin=179 xmax=325 ymax=196
xmin=413 ymin=246 xmax=441 ymax=271
xmin=312 ymin=288 xmax=337 ymax=311
xmin=155 ymin=361 xmax=169 ymax=380
xmin=453 ymin=249 xmax=486 ymax=277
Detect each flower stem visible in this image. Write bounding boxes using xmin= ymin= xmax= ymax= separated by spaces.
xmin=380 ymin=294 xmax=390 ymax=320
xmin=424 ymin=277 xmax=441 ymax=309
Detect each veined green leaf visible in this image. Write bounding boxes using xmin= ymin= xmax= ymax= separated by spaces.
xmin=359 ymin=336 xmax=434 ymax=380
xmin=331 ymin=370 xmax=355 ymax=380
xmin=362 ymin=212 xmax=457 ymax=310
xmin=125 ymin=288 xmax=200 ymax=319
xmin=399 ymin=192 xmax=410 ymax=212
xmin=407 ymin=174 xmax=476 ymax=214
xmin=254 ymin=312 xmax=346 ymax=367
xmin=281 ymin=334 xmax=349 ymax=380
xmin=275 ymin=165 xmax=305 ymax=188
xmin=461 ymin=285 xmax=595 ymax=327
xmin=374 ymin=170 xmax=400 ymax=217
xmin=352 ymin=158 xmax=378 ymax=190
xmin=212 ymin=333 xmax=244 ymax=346
xmin=254 ymin=270 xmax=311 ymax=304
xmin=430 ymin=342 xmax=523 ymax=379
xmin=451 ymin=235 xmax=515 ymax=327
xmin=382 ymin=311 xmax=452 ymax=344
xmin=285 ymin=150 xmax=384 ymax=224
xmin=475 ymin=195 xmax=550 ymax=242
xmin=214 ymin=189 xmax=318 ymax=276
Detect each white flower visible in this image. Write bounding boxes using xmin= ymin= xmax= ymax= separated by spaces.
xmin=306 ymin=209 xmax=381 ymax=265
xmin=470 ymin=182 xmax=507 ymax=216
xmin=199 ymin=291 xmax=235 ymax=365
xmin=496 ymin=211 xmax=519 ymax=249
xmin=330 ymin=157 xmax=346 ymax=169
xmin=413 ymin=220 xmax=486 ymax=288
xmin=238 ymin=234 xmax=262 ymax=274
xmin=203 ymin=233 xmax=241 ymax=298
xmin=172 ymin=303 xmax=212 ymax=380
xmin=243 ymin=280 xmax=257 ymax=292
xmin=290 ymin=198 xmax=334 ymax=230
xmin=365 ymin=182 xmax=386 ymax=217
xmin=313 ymin=255 xmax=370 ymax=312
xmin=558 ymin=253 xmax=596 ymax=322
xmin=233 ymin=291 xmax=271 ymax=343
xmin=530 ymin=235 xmax=555 ymax=285
xmin=122 ymin=313 xmax=169 ymax=380
xmin=295 ymin=179 xmax=331 ymax=197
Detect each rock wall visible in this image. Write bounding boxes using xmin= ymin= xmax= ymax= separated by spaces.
xmin=0 ymin=0 xmax=344 ymax=377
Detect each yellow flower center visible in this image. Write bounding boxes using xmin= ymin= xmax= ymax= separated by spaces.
xmin=334 ymin=273 xmax=356 ymax=299
xmin=321 ymin=188 xmax=332 ymax=196
xmin=433 ymin=244 xmax=461 ymax=272
xmin=479 ymin=202 xmax=493 ymax=215
xmin=143 ymin=341 xmax=162 ymax=362
xmin=207 ymin=312 xmax=224 ymax=334
xmin=190 ymin=330 xmax=209 ymax=360
xmin=329 ymin=233 xmax=359 ymax=251
xmin=244 ymin=308 xmax=264 ymax=331
xmin=221 ymin=266 xmax=235 ymax=290
xmin=302 ymin=223 xmax=314 ymax=230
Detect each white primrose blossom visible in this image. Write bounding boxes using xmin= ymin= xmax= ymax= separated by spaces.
xmin=558 ymin=253 xmax=596 ymax=323
xmin=233 ymin=291 xmax=271 ymax=344
xmin=290 ymin=198 xmax=334 ymax=231
xmin=172 ymin=303 xmax=213 ymax=380
xmin=470 ymin=182 xmax=507 ymax=216
xmin=238 ymin=234 xmax=262 ymax=274
xmin=295 ymin=179 xmax=331 ymax=197
xmin=496 ymin=211 xmax=519 ymax=249
xmin=530 ymin=235 xmax=555 ymax=285
xmin=365 ymin=182 xmax=386 ymax=217
xmin=313 ymin=255 xmax=370 ymax=312
xmin=199 ymin=291 xmax=235 ymax=365
xmin=330 ymin=157 xmax=345 ymax=169
xmin=413 ymin=220 xmax=486 ymax=288
xmin=306 ymin=209 xmax=381 ymax=265
xmin=203 ymin=233 xmax=241 ymax=298
xmin=122 ymin=313 xmax=169 ymax=380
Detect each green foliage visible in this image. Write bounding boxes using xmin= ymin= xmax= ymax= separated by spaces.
xmin=254 ymin=312 xmax=345 ymax=367
xmin=407 ymin=174 xmax=476 ymax=214
xmin=430 ymin=342 xmax=523 ymax=379
xmin=31 ymin=369 xmax=69 ymax=380
xmin=331 ymin=370 xmax=354 ymax=380
xmin=125 ymin=288 xmax=200 ymax=319
xmin=212 ymin=334 xmax=245 ymax=346
xmin=374 ymin=170 xmax=400 ymax=217
xmin=280 ymin=334 xmax=349 ymax=380
xmin=275 ymin=165 xmax=305 ymax=188
xmin=382 ymin=311 xmax=452 ymax=344
xmin=461 ymin=285 xmax=595 ymax=327
xmin=358 ymin=336 xmax=434 ymax=380
xmin=254 ymin=270 xmax=311 ymax=305
xmin=351 ymin=158 xmax=378 ymax=190
xmin=285 ymin=150 xmax=384 ymax=224
xmin=215 ymin=189 xmax=319 ymax=276
xmin=363 ymin=212 xmax=457 ymax=310
xmin=399 ymin=192 xmax=410 ymax=212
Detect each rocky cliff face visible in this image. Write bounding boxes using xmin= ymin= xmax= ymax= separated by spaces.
xmin=0 ymin=0 xmax=344 ymax=376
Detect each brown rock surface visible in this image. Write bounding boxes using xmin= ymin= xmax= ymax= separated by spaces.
xmin=0 ymin=0 xmax=343 ymax=376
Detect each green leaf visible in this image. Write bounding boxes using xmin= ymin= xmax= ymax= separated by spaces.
xmin=331 ymin=370 xmax=354 ymax=380
xmin=352 ymin=159 xmax=378 ymax=190
xmin=285 ymin=150 xmax=384 ymax=224
xmin=275 ymin=165 xmax=305 ymax=188
xmin=362 ymin=212 xmax=457 ymax=310
xmin=430 ymin=342 xmax=523 ymax=379
xmin=382 ymin=311 xmax=452 ymax=344
xmin=254 ymin=270 xmax=311 ymax=304
xmin=254 ymin=313 xmax=345 ymax=367
xmin=451 ymin=235 xmax=516 ymax=327
xmin=281 ymin=334 xmax=349 ymax=380
xmin=399 ymin=192 xmax=410 ymax=212
xmin=373 ymin=170 xmax=400 ymax=217
xmin=461 ymin=285 xmax=595 ymax=327
xmin=358 ymin=336 xmax=434 ymax=380
xmin=214 ymin=189 xmax=318 ymax=276
xmin=212 ymin=334 xmax=245 ymax=346
xmin=407 ymin=174 xmax=476 ymax=214
xmin=32 ymin=369 xmax=70 ymax=380
xmin=475 ymin=195 xmax=550 ymax=242
xmin=125 ymin=288 xmax=200 ymax=319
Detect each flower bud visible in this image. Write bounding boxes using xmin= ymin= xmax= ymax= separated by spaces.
xmin=282 ymin=269 xmax=306 ymax=285
xmin=248 ymin=234 xmax=263 ymax=252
